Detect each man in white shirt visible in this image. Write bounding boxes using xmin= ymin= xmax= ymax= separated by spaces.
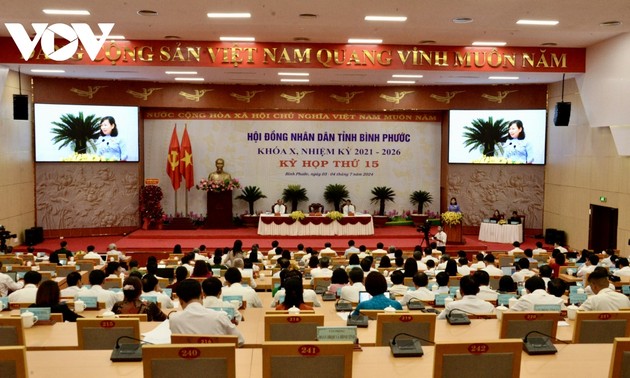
xmin=272 ymin=199 xmax=286 ymax=214
xmin=431 ymin=227 xmax=447 ymax=254
xmin=457 ymin=257 xmax=471 ymax=276
xmin=507 ymin=241 xmax=524 ymax=255
xmin=170 ymin=279 xmax=244 ymax=347
xmin=577 ymin=254 xmax=599 ymax=284
xmin=340 ymin=268 xmax=365 ymax=303
xmin=512 ymin=258 xmax=535 ymax=283
xmin=388 ymin=270 xmax=409 ymax=297
xmin=580 ymin=267 xmax=630 ymax=311
xmin=614 ymin=258 xmax=630 ymax=278
xmin=83 ymin=245 xmax=104 ymax=261
xmin=343 ymin=240 xmax=360 ymax=258
xmin=481 ymin=254 xmax=503 ymax=276
xmin=221 ymin=268 xmax=262 ymax=308
xmin=142 ymin=274 xmax=174 ymax=309
xmin=341 ymin=199 xmax=356 ymax=215
xmin=201 ymin=277 xmax=243 ymax=324
xmin=60 ymin=271 xmax=82 ymax=297
xmin=106 ymin=243 xmax=128 ymax=262
xmin=310 ymin=257 xmax=333 ymax=281
xmin=8 ymin=271 xmax=41 ymax=303
xmin=372 ymin=242 xmax=387 ymax=255
xmin=554 ymin=243 xmax=568 ymax=253
xmin=437 ymin=276 xmax=495 ymax=320
xmin=319 ymin=243 xmax=336 ymax=256
xmin=509 ymin=276 xmax=565 ymax=312
xmin=399 ymin=272 xmax=435 ymax=306
xmin=471 ymin=252 xmax=486 ymax=271
xmin=471 ymin=270 xmax=498 ymax=301
xmin=413 ymin=250 xmax=428 ymax=271
xmin=421 ymin=248 xmax=439 ymax=265
xmin=0 ymin=261 xmax=24 ymax=297
xmin=267 ymin=241 xmax=280 ymax=256
xmin=532 ymin=242 xmax=547 ymax=256
xmin=75 ymin=269 xmax=122 ymax=310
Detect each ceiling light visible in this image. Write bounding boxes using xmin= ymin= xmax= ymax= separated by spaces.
xmin=166 ymin=71 xmax=198 ymax=75
xmin=278 ymin=72 xmax=309 ymax=76
xmin=392 ymin=74 xmax=423 ymax=78
xmin=220 ymin=36 xmax=255 ymax=42
xmin=31 ymin=69 xmax=65 ymax=73
xmin=299 ymin=14 xmax=318 ymax=19
xmin=207 ymin=13 xmax=251 ymax=18
xmin=293 ymin=37 xmax=311 ymax=42
xmin=387 ymin=80 xmax=415 ymax=84
xmin=419 ymin=40 xmax=436 ymax=44
xmin=174 ymin=77 xmax=204 ymax=81
xmin=280 ymin=78 xmax=309 ymax=83
xmin=541 ymin=42 xmax=558 ymax=46
xmin=600 ymin=21 xmax=622 ymax=27
xmin=516 ymin=19 xmax=559 ymax=26
xmin=489 ymin=76 xmax=519 ymax=80
xmin=164 ymin=35 xmax=181 ymax=40
xmin=452 ymin=17 xmax=473 ymax=24
xmin=365 ymin=16 xmax=407 ymax=22
xmin=348 ymin=38 xmax=383 ymax=44
xmin=137 ymin=10 xmax=158 ymax=16
xmin=43 ymin=9 xmax=90 ymax=15
xmin=472 ymin=41 xmax=507 ymax=46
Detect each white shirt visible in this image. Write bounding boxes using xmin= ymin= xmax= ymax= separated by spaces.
xmin=532 ymin=248 xmax=547 ymax=255
xmin=0 ymin=272 xmax=24 ymax=297
xmin=510 ymin=289 xmax=565 ymax=312
xmin=144 ymin=290 xmax=174 ymax=309
xmin=614 ymin=266 xmax=630 ymax=277
xmin=83 ymin=251 xmax=103 ymax=260
xmin=75 ymin=284 xmax=122 ymax=311
xmin=388 ymin=284 xmax=409 ymax=297
xmin=169 ymin=302 xmax=244 ymax=346
xmin=415 ymin=260 xmax=428 ymax=271
xmin=471 ymin=261 xmax=486 ymax=271
xmin=511 ymin=268 xmax=535 ymax=283
xmin=507 ymin=247 xmax=524 ymax=255
xmin=399 ymin=287 xmax=435 ymax=305
xmin=577 ymin=264 xmax=596 ymax=278
xmin=310 ymin=267 xmax=333 ymax=279
xmin=457 ymin=265 xmax=471 ymax=276
xmin=342 ymin=204 xmax=356 ymax=215
xmin=477 ymin=285 xmax=499 ymax=301
xmin=221 ymin=283 xmax=262 ymax=308
xmin=270 ymin=288 xmax=321 ymax=307
xmin=60 ymin=285 xmax=82 ymax=298
xmin=437 ymin=295 xmax=495 ymax=320
xmin=433 ymin=231 xmax=447 ymax=247
xmin=339 ymin=282 xmax=365 ymax=303
xmin=273 ymin=204 xmax=286 ymax=214
xmin=343 ymin=246 xmax=360 ymax=257
xmin=482 ymin=265 xmax=504 ymax=276
xmin=202 ymin=296 xmax=243 ymax=324
xmin=421 ymin=255 xmax=439 ymax=264
xmin=319 ymin=247 xmax=336 ymax=255
xmin=7 ymin=283 xmax=38 ymax=303
xmin=579 ymin=288 xmax=630 ymax=311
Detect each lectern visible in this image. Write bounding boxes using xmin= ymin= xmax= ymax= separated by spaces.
xmin=204 ymin=190 xmax=233 ymax=228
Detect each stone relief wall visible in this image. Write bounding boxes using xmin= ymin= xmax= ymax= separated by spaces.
xmin=447 ymin=165 xmax=544 ymax=229
xmin=36 ymin=163 xmax=139 ymax=229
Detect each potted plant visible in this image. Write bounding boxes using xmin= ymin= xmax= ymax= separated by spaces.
xmin=462 ymin=116 xmax=509 ymax=157
xmin=409 ymin=190 xmax=433 ymax=226
xmin=236 ymin=185 xmax=266 ymax=227
xmin=282 ymin=184 xmax=309 ymax=212
xmin=50 ymin=112 xmax=102 ymax=160
xmin=370 ymin=186 xmax=395 ymax=227
xmin=139 ymin=185 xmax=164 ymax=229
xmin=323 ymin=183 xmax=349 ymax=212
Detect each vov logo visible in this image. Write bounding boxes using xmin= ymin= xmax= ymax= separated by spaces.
xmin=5 ymin=23 xmax=115 ymax=62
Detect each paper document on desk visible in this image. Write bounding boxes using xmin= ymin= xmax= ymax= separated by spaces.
xmin=337 ymin=312 xmax=351 ymax=321
xmin=557 ymin=321 xmax=570 ymax=327
xmin=142 ymin=319 xmax=171 ymax=344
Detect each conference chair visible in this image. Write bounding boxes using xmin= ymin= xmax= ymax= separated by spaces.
xmin=103 ymin=277 xmax=122 ymax=289
xmin=448 ymin=275 xmax=462 ymax=287
xmin=375 ymin=312 xmax=436 ymax=346
xmin=0 ymin=257 xmax=23 ymax=266
xmin=498 ymin=255 xmax=514 ymax=268
xmin=0 ymin=346 xmax=28 ymax=378
xmin=433 ymin=340 xmax=522 ymax=378
xmin=499 ymin=312 xmax=561 ymax=340
xmin=308 ymin=203 xmax=324 ymax=214
xmin=9 ymin=266 xmax=31 ymax=273
xmin=312 ymin=277 xmax=332 ymax=292
xmin=143 ymin=343 xmax=235 ymax=378
xmin=75 ymin=260 xmax=95 ymax=272
xmin=264 ymin=314 xmax=324 ymax=341
xmin=76 ymin=318 xmax=140 ymax=350
xmin=38 ymin=262 xmax=57 ymax=272
xmin=262 ymin=341 xmax=353 ymax=378
xmin=573 ymin=311 xmax=630 ymax=343
xmin=56 ymin=265 xmax=77 ymax=279
xmin=271 ymin=277 xmax=281 ymax=290
xmin=0 ymin=317 xmax=24 ymax=346
xmin=609 ymin=337 xmax=630 ymax=378
xmin=371 ymin=251 xmax=386 ymax=261
xmin=170 ymin=334 xmax=239 ymax=346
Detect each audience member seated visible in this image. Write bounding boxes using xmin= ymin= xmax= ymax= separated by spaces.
xmin=0 ymin=260 xmax=24 ymax=296
xmin=548 ymin=251 xmax=566 ymax=278
xmin=532 ymin=241 xmax=547 ymax=255
xmin=577 ymin=253 xmax=599 ymax=283
xmin=471 ymin=252 xmax=486 ymax=270
xmin=49 ymin=241 xmax=73 ymax=265
xmin=378 ymin=255 xmax=392 ymax=269
xmin=346 ymin=254 xmax=361 ymax=271
xmin=352 ymin=272 xmax=402 ymax=315
xmin=481 ymin=254 xmax=503 ymax=276
xmin=201 ymin=277 xmax=242 ymax=324
xmin=437 ymin=275 xmax=495 ymax=320
xmin=142 ymin=274 xmax=174 ymax=309
xmin=170 ymin=279 xmax=244 ymax=347
xmin=112 ymin=276 xmax=167 ymax=321
xmin=497 ymin=275 xmax=517 ymax=293
xmin=360 ymin=256 xmax=377 ymax=274
xmin=539 ymin=265 xmax=553 ymax=287
xmin=472 ymin=270 xmax=498 ymax=301
xmin=167 ymin=266 xmax=189 ymax=293
xmin=444 ymin=259 xmax=458 ymax=277
xmin=222 ymin=268 xmax=262 ymax=308
xmin=344 ymin=240 xmax=360 ymax=257
xmin=579 ymin=267 xmax=630 ymax=311
xmin=507 ymin=241 xmax=524 ymax=255
xmin=508 ymin=276 xmax=565 ymax=312
xmin=511 ymin=258 xmax=535 ymax=283
xmin=191 ymin=260 xmax=213 ymax=278
xmin=83 ymin=245 xmax=103 ymax=261
xmin=60 ymin=271 xmax=83 ymax=297
xmin=340 ymin=268 xmax=365 ymax=303
xmin=30 ymin=280 xmax=82 ymax=322
xmin=319 ymin=242 xmax=336 ymax=255
xmin=399 ymin=272 xmax=434 ymax=306
xmin=8 ymin=271 xmax=41 ymax=303
xmin=310 ymin=256 xmax=333 ymax=281
xmin=271 ymin=270 xmax=320 ymax=307
xmin=434 ymin=272 xmax=450 ymax=294
xmin=457 ymin=257 xmax=471 ymax=276
xmin=388 ymin=270 xmax=408 ymax=297
xmin=547 ymin=278 xmax=568 ymax=302
xmin=75 ymin=269 xmax=122 ymax=311
xmin=403 ymin=258 xmax=418 ymax=278
xmin=614 ymin=257 xmax=630 ymax=277
xmin=328 ymin=268 xmax=349 ymax=295
xmin=275 ymin=275 xmax=314 ymax=311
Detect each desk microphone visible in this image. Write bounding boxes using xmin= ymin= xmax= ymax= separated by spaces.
xmin=522 ymin=330 xmax=568 ymax=355
xmin=390 ymin=332 xmax=434 ymax=357
xmin=407 ymin=299 xmax=425 ymax=311
xmin=110 ymin=336 xmax=152 ymax=362
xmin=335 ymin=298 xmax=353 ymax=312
xmin=445 ymin=308 xmax=473 ymax=325
xmin=347 ymin=310 xmax=369 ymax=328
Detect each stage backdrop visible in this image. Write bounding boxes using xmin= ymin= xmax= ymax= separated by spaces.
xmin=143 ymin=110 xmax=442 ymax=219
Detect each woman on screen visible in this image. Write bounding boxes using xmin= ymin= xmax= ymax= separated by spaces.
xmin=502 ymin=120 xmax=533 ymax=163
xmin=94 ymin=116 xmax=128 ymax=161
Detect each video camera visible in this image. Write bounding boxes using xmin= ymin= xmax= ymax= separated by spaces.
xmin=0 ymin=225 xmax=17 ymax=252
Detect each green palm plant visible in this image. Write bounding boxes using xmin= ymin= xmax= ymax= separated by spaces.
xmin=370 ymin=186 xmax=395 ymax=216
xmin=410 ymin=190 xmax=433 ymax=214
xmin=323 ymin=184 xmax=349 ymax=211
xmin=235 ymin=185 xmax=267 ymax=215
xmin=462 ymin=116 xmax=509 ymax=156
xmin=50 ymin=112 xmax=101 ymax=154
xmin=282 ymin=184 xmax=309 ymax=212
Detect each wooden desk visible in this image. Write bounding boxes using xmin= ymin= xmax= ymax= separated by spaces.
xmin=25 ymin=344 xmax=613 ymax=378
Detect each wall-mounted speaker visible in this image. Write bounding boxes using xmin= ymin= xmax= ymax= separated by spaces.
xmin=554 ymin=102 xmax=571 ymax=126
xmin=13 ymin=94 xmax=28 ymax=120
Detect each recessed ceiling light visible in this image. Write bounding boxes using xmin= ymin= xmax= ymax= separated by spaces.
xmin=387 ymin=80 xmax=415 ymax=84
xmin=220 ymin=36 xmax=255 ymax=42
xmin=489 ymin=76 xmax=519 ymax=80
xmin=31 ymin=69 xmax=66 ymax=73
xmin=516 ymin=19 xmax=559 ymax=26
xmin=392 ymin=74 xmax=423 ymax=78
xmin=137 ymin=10 xmax=158 ymax=16
xmin=165 ymin=35 xmax=181 ymax=40
xmin=278 ymin=72 xmax=309 ymax=76
xmin=365 ymin=16 xmax=407 ymax=22
xmin=600 ymin=21 xmax=622 ymax=27
xmin=299 ymin=14 xmax=318 ymax=19
xmin=43 ymin=9 xmax=90 ymax=15
xmin=419 ymin=40 xmax=436 ymax=44
xmin=174 ymin=77 xmax=204 ymax=81
xmin=207 ymin=13 xmax=251 ymax=18
xmin=472 ymin=41 xmax=507 ymax=46
xmin=452 ymin=17 xmax=473 ymax=24
xmin=541 ymin=42 xmax=558 ymax=46
xmin=166 ymin=71 xmax=198 ymax=75
xmin=280 ymin=78 xmax=309 ymax=83
xmin=348 ymin=38 xmax=383 ymax=44
xmin=293 ymin=37 xmax=311 ymax=42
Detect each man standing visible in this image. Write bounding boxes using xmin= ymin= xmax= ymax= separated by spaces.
xmin=432 ymin=226 xmax=447 ymax=254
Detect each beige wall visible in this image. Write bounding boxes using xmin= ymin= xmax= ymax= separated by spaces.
xmin=545 ymin=77 xmax=630 ymax=256
xmin=0 ymin=69 xmax=35 ymax=247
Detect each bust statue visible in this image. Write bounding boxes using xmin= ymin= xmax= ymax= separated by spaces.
xmin=208 ymin=158 xmax=232 ymax=183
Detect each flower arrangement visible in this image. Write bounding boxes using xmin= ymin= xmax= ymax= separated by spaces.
xmin=140 ymin=185 xmax=164 ymax=223
xmin=327 ymin=211 xmax=344 ymax=221
xmin=290 ymin=211 xmax=305 ymax=221
xmin=62 ymin=152 xmax=116 ymax=162
xmin=441 ymin=211 xmax=463 ymax=226
xmin=498 ymin=219 xmax=508 ymax=225
xmin=471 ymin=156 xmax=523 ymax=164
xmin=196 ymin=177 xmax=241 ymax=192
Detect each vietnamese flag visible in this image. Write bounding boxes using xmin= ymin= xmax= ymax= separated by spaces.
xmin=166 ymin=126 xmax=181 ymax=190
xmin=180 ymin=126 xmax=194 ymax=190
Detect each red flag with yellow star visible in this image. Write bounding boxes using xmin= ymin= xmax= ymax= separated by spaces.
xmin=166 ymin=126 xmax=181 ymax=190
xmin=180 ymin=126 xmax=194 ymax=191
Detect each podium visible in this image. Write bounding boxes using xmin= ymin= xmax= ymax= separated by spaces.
xmin=204 ymin=190 xmax=233 ymax=229
xmin=444 ymin=223 xmax=464 ymax=245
